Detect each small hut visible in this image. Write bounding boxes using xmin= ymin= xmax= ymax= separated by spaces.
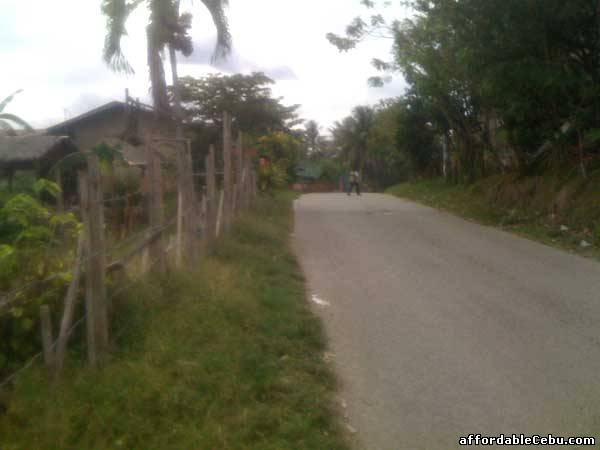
xmin=0 ymin=134 xmax=78 ymax=188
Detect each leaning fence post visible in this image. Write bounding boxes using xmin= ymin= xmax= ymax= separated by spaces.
xmin=243 ymin=154 xmax=251 ymax=210
xmin=81 ymin=155 xmax=108 ymax=366
xmin=40 ymin=305 xmax=54 ymax=369
xmin=55 ymin=233 xmax=84 ymax=375
xmin=223 ymin=111 xmax=233 ymax=232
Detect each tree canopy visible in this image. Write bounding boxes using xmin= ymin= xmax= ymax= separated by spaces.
xmin=177 ymin=72 xmax=301 ymax=134
xmin=329 ymin=0 xmax=600 ymax=184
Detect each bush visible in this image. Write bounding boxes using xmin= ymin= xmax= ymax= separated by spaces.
xmin=258 ymin=163 xmax=288 ymax=193
xmin=0 ymin=179 xmax=80 ymax=378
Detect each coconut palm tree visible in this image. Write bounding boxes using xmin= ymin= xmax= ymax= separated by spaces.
xmin=102 ymin=0 xmax=231 ymax=114
xmin=331 ymin=106 xmax=375 ymax=173
xmin=0 ymin=90 xmax=33 ymax=133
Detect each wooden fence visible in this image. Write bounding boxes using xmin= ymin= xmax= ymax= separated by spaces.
xmin=0 ymin=111 xmax=258 ymax=383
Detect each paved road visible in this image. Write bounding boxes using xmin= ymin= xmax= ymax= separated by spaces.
xmin=293 ymin=193 xmax=600 ymax=450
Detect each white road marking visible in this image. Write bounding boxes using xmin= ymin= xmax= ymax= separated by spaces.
xmin=311 ymin=294 xmax=330 ymax=306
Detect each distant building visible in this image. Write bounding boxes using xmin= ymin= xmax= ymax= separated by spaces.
xmin=46 ymin=98 xmax=176 ymax=166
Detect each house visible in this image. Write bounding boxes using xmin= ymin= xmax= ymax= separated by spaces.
xmin=46 ymin=97 xmax=177 ymax=166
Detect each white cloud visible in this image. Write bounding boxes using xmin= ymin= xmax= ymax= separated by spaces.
xmin=1 ymin=0 xmax=410 ymax=130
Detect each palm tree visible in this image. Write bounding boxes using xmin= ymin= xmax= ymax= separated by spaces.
xmin=0 ymin=90 xmax=33 ymax=133
xmin=331 ymin=106 xmax=375 ymax=173
xmin=304 ymin=120 xmax=321 ymax=158
xmin=102 ymin=0 xmax=231 ymax=115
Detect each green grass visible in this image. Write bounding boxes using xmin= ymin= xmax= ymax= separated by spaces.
xmin=0 ymin=192 xmax=351 ymax=450
xmin=386 ymin=176 xmax=600 ymax=260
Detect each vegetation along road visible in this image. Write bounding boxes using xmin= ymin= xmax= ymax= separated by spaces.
xmin=294 ymin=193 xmax=600 ymax=450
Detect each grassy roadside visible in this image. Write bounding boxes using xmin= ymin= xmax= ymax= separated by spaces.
xmin=386 ymin=177 xmax=600 ymax=261
xmin=0 ymin=192 xmax=351 ymax=450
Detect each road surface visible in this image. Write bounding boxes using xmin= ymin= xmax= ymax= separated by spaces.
xmin=293 ymin=193 xmax=600 ymax=450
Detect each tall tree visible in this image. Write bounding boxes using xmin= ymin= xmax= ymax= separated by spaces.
xmin=331 ymin=106 xmax=375 ymax=175
xmin=177 ymin=72 xmax=301 ymax=133
xmin=102 ymin=0 xmax=231 ymax=115
xmin=304 ymin=120 xmax=321 ymax=158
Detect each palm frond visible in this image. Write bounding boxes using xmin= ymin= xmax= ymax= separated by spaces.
xmin=101 ymin=0 xmax=144 ymax=74
xmin=200 ymin=0 xmax=232 ymax=62
xmin=0 ymin=113 xmax=34 ymax=131
xmin=0 ymin=90 xmax=24 ymax=113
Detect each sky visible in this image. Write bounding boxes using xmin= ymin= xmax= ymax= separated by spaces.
xmin=1 ymin=0 xmax=410 ymax=133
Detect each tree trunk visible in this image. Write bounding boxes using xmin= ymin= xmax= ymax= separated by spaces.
xmin=147 ymin=26 xmax=170 ymax=115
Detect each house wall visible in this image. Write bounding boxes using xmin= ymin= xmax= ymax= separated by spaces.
xmin=67 ymin=108 xmax=127 ymax=151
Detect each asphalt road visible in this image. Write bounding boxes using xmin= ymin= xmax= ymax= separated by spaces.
xmin=293 ymin=193 xmax=600 ymax=450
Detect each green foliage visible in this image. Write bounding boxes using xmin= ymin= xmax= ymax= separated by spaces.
xmin=395 ymin=95 xmax=441 ymax=177
xmin=0 ymin=193 xmax=351 ymax=450
xmin=333 ymin=0 xmax=600 ymax=183
xmin=331 ymin=105 xmax=375 ymax=175
xmin=256 ymin=131 xmax=302 ymax=180
xmin=258 ymin=163 xmax=288 ymax=193
xmin=0 ymin=179 xmax=80 ymax=378
xmin=303 ymin=120 xmax=321 ymax=158
xmin=316 ymin=159 xmax=343 ymax=183
xmin=332 ymin=101 xmax=415 ymax=189
xmin=178 ymin=73 xmax=301 ymax=135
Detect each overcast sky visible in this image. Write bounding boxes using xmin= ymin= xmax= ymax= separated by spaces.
xmin=1 ymin=0 xmax=410 ymax=133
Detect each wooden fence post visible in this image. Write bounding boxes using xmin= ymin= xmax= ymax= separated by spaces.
xmin=243 ymin=154 xmax=251 ymax=210
xmin=185 ymin=139 xmax=199 ymax=264
xmin=81 ymin=155 xmax=108 ymax=366
xmin=145 ymin=144 xmax=165 ymax=273
xmin=223 ymin=111 xmax=233 ymax=232
xmin=40 ymin=305 xmax=54 ymax=369
xmin=55 ymin=233 xmax=84 ymax=375
xmin=216 ymin=189 xmax=224 ymax=238
xmin=205 ymin=145 xmax=216 ymax=244
xmin=235 ymin=132 xmax=244 ymax=217
xmin=176 ymin=139 xmax=197 ymax=266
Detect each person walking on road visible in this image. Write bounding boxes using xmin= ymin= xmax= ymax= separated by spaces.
xmin=347 ymin=170 xmax=361 ymax=196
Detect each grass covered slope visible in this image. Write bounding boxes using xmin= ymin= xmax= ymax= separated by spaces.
xmin=0 ymin=192 xmax=350 ymax=450
xmin=387 ymin=175 xmax=600 ymax=260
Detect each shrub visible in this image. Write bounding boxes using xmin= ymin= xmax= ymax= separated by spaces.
xmin=0 ymin=179 xmax=80 ymax=377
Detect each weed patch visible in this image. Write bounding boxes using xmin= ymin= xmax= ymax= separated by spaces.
xmin=387 ymin=177 xmax=600 ymax=260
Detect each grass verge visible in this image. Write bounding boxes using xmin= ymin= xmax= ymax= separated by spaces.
xmin=0 ymin=191 xmax=350 ymax=450
xmin=386 ymin=177 xmax=600 ymax=261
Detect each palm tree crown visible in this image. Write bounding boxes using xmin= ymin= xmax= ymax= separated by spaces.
xmin=102 ymin=0 xmax=232 ymax=114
